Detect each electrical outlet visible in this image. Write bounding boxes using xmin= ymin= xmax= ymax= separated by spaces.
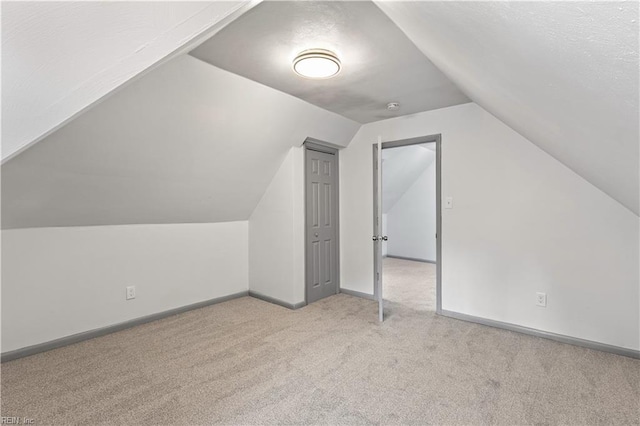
xmin=536 ymin=292 xmax=547 ymax=307
xmin=126 ymin=286 xmax=136 ymax=300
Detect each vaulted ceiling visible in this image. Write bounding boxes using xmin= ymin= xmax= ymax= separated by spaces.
xmin=2 ymin=0 xmax=638 ymax=229
xmin=190 ymin=1 xmax=470 ymax=123
xmin=1 ymin=55 xmax=359 ymax=228
xmin=1 ymin=1 xmax=254 ymax=162
xmin=376 ymin=1 xmax=639 ymax=215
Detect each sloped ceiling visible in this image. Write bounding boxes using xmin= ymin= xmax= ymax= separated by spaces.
xmin=382 ymin=144 xmax=435 ymax=213
xmin=1 ymin=55 xmax=359 ymax=229
xmin=1 ymin=0 xmax=254 ymax=162
xmin=190 ymin=1 xmax=469 ymax=123
xmin=376 ymin=1 xmax=639 ymax=215
xmin=5 ymin=0 xmax=637 ymax=230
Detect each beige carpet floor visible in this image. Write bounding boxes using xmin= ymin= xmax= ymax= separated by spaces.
xmin=2 ymin=258 xmax=639 ymax=425
xmin=382 ymin=257 xmax=436 ymax=312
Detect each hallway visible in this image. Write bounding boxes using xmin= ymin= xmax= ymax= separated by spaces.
xmin=382 ymin=257 xmax=436 ymax=312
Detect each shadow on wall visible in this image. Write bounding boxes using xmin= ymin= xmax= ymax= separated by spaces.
xmin=382 ymin=143 xmax=436 ymax=262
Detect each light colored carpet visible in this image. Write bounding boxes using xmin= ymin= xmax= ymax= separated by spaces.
xmin=382 ymin=257 xmax=436 ymax=312
xmin=2 ymin=258 xmax=639 ymax=425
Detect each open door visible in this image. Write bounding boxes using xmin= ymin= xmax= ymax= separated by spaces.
xmin=372 ymin=134 xmax=442 ymax=322
xmin=373 ymin=141 xmax=384 ymax=322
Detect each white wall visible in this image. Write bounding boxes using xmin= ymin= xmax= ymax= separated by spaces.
xmin=340 ymin=102 xmax=639 ymax=350
xmin=376 ymin=1 xmax=639 ymax=215
xmin=249 ymin=147 xmax=305 ymax=305
xmin=2 ymin=1 xmax=252 ymax=161
xmin=386 ymin=158 xmax=436 ymax=261
xmin=1 ymin=222 xmax=249 ymax=352
xmin=2 ymin=54 xmax=359 ymax=229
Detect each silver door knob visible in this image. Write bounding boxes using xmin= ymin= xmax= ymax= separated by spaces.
xmin=372 ymin=236 xmax=379 ymax=241
xmin=382 ymin=236 xmax=388 ymax=241
xmin=315 ymin=233 xmax=319 ymax=237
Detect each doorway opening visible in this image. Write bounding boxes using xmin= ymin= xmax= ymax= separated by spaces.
xmin=373 ymin=135 xmax=441 ymax=321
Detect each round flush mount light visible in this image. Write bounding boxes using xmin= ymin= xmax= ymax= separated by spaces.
xmin=387 ymin=102 xmax=400 ymax=111
xmin=293 ymin=49 xmax=341 ymax=79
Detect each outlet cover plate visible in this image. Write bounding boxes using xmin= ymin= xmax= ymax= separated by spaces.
xmin=126 ymin=286 xmax=136 ymax=300
xmin=445 ymin=196 xmax=453 ymax=209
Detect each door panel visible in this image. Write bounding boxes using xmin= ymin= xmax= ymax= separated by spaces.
xmin=306 ymin=148 xmax=339 ymax=304
xmin=324 ymin=240 xmax=332 ymax=284
xmin=324 ymin=184 xmax=331 ymax=226
xmin=312 ymin=182 xmax=319 ymax=227
xmin=312 ymin=241 xmax=320 ymax=287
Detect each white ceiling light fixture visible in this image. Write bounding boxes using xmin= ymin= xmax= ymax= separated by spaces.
xmin=387 ymin=102 xmax=400 ymax=111
xmin=293 ymin=49 xmax=341 ymax=79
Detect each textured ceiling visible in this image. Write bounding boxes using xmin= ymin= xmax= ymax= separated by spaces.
xmin=190 ymin=1 xmax=470 ymax=124
xmin=1 ymin=0 xmax=253 ymax=162
xmin=1 ymin=55 xmax=359 ymax=229
xmin=376 ymin=1 xmax=639 ymax=215
xmin=4 ymin=0 xmax=636 ymax=230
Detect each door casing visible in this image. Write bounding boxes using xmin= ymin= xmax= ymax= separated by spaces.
xmin=373 ymin=134 xmax=442 ymax=316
